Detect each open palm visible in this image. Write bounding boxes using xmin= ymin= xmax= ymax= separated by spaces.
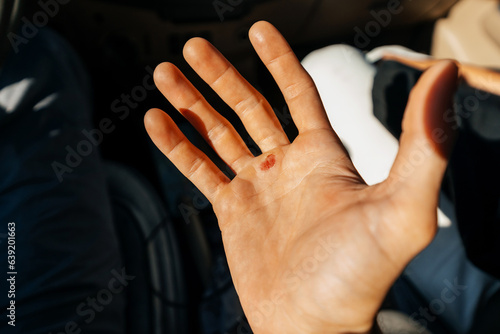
xmin=145 ymin=21 xmax=458 ymax=333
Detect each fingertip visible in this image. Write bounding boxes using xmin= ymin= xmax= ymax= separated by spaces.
xmin=430 ymin=59 xmax=459 ymax=81
xmin=144 ymin=108 xmax=164 ymax=132
xmin=249 ymin=20 xmax=275 ymax=44
xmin=183 ymin=37 xmax=210 ymax=61
xmin=419 ymin=60 xmax=459 ymax=93
xmin=249 ymin=21 xmax=292 ymax=66
xmin=153 ymin=62 xmax=176 ymax=85
xmin=405 ymin=60 xmax=459 ymax=132
xmin=424 ymin=61 xmax=459 ymax=159
xmin=417 ymin=60 xmax=459 ymax=111
xmin=144 ymin=108 xmax=154 ymax=127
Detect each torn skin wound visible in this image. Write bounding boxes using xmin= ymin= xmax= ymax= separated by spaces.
xmin=260 ymin=154 xmax=276 ymax=171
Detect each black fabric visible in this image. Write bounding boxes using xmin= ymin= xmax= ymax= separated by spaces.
xmin=372 ymin=60 xmax=500 ymax=279
xmin=0 ymin=29 xmax=125 ymax=333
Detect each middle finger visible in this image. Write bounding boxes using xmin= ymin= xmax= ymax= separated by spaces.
xmin=183 ymin=37 xmax=290 ymax=153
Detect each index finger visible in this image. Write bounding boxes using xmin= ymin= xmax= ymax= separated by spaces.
xmin=249 ymin=21 xmax=331 ymax=133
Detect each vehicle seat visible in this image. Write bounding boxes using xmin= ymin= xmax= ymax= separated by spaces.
xmin=105 ymin=161 xmax=189 ymax=334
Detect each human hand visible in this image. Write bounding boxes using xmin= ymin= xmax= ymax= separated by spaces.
xmin=145 ymin=21 xmax=458 ymax=334
xmin=382 ymin=53 xmax=500 ymax=96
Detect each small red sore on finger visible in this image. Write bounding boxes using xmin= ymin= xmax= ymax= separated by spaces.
xmin=260 ymin=154 xmax=276 ymax=171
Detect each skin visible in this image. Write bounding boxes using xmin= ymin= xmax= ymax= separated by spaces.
xmin=144 ymin=21 xmax=459 ymax=333
xmin=383 ymin=54 xmax=500 ymax=96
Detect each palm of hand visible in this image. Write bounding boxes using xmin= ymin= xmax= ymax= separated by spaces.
xmin=145 ymin=21 xmax=458 ymax=334
xmin=215 ymin=130 xmax=411 ymax=333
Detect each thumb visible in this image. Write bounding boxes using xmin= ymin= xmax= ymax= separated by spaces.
xmin=387 ymin=60 xmax=459 ymax=203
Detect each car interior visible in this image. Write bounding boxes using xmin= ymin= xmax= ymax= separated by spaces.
xmin=2 ymin=0 xmax=500 ymax=333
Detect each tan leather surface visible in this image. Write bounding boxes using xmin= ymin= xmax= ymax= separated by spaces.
xmin=432 ymin=0 xmax=500 ymax=69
